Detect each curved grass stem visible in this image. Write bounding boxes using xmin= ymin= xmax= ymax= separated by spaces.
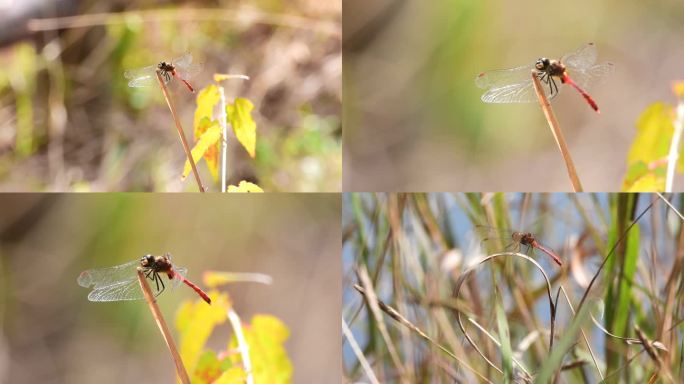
xmin=531 ymin=71 xmax=583 ymax=192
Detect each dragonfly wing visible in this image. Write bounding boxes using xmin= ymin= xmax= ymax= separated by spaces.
xmin=77 ymin=260 xmax=140 ymax=289
xmin=172 ymin=53 xmax=193 ymax=68
xmin=565 ymin=62 xmax=614 ymax=90
xmin=123 ymin=64 xmax=157 ymax=80
xmin=475 ymin=64 xmax=535 ymax=89
xmin=562 ymin=43 xmax=598 ymax=70
xmin=127 ymin=76 xmax=158 ymax=88
xmin=480 ymin=79 xmax=558 ymax=104
xmin=87 ymin=279 xmax=144 ymax=302
xmin=175 ymin=62 xmax=203 ymax=79
xmin=170 ymin=267 xmax=187 ymax=288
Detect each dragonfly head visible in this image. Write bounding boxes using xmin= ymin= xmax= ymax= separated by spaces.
xmin=535 ymin=58 xmax=550 ymax=71
xmin=140 ymin=254 xmax=155 ymax=267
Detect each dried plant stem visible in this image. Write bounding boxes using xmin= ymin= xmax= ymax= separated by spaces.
xmin=219 ymin=86 xmax=229 ymax=192
xmin=353 ymin=284 xmax=492 ymax=383
xmin=531 ymin=71 xmax=583 ymax=192
xmin=136 ymin=269 xmax=190 ymax=384
xmin=666 ymin=100 xmax=684 ymax=191
xmin=227 ymin=309 xmax=254 ymax=384
xmin=156 ymin=71 xmax=205 ymax=192
xmin=342 ymin=317 xmax=380 ymax=384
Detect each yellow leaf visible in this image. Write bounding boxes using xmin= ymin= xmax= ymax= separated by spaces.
xmin=191 ymin=350 xmax=231 ymax=384
xmin=226 ymin=181 xmax=263 ymax=193
xmin=228 ymin=315 xmax=292 ymax=384
xmin=627 ymin=102 xmax=674 ymax=166
xmin=673 ymin=81 xmax=684 ymax=98
xmin=624 ymin=173 xmax=664 ymax=192
xmin=213 ymin=367 xmax=247 ymax=384
xmin=182 ymin=123 xmax=222 ymax=180
xmin=227 ymin=98 xmax=257 ymax=158
xmin=213 ymin=73 xmax=250 ymax=82
xmin=176 ymin=290 xmax=231 ymax=374
xmin=194 ymin=85 xmax=220 ymax=135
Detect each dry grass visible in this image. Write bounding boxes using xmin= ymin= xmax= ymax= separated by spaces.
xmin=343 ymin=193 xmax=684 ymax=383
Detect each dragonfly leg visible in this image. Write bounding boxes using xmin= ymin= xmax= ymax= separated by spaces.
xmin=157 ymin=276 xmax=166 ymax=296
xmin=550 ymin=78 xmax=559 ymax=96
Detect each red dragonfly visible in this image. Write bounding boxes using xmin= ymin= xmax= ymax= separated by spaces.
xmin=124 ymin=53 xmax=202 ymax=93
xmin=477 ymin=226 xmax=563 ymax=267
xmin=78 ymin=254 xmax=211 ymax=304
xmin=476 ymin=43 xmax=613 ymax=113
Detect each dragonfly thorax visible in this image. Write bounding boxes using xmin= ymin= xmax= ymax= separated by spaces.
xmin=157 ymin=61 xmax=175 ymax=71
xmin=140 ymin=254 xmax=172 ymax=273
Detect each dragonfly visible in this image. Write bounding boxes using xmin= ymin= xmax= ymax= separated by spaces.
xmin=77 ymin=253 xmax=211 ymax=304
xmin=475 ymin=43 xmax=614 ymax=113
xmin=123 ymin=53 xmax=202 ymax=93
xmin=476 ymin=226 xmax=563 ymax=267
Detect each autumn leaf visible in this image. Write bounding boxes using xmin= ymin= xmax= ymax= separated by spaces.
xmin=227 ymin=98 xmax=257 ymax=158
xmin=226 ymin=180 xmax=263 ymax=193
xmin=194 ymin=85 xmax=220 ymax=131
xmin=176 ymin=290 xmax=230 ymax=374
xmin=182 ymin=122 xmax=222 ymax=180
xmin=228 ymin=315 xmax=292 ymax=384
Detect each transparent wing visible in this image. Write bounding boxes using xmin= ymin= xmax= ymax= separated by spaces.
xmin=127 ymin=75 xmax=158 ymax=88
xmin=475 ymin=64 xmax=535 ymax=89
xmin=78 ymin=260 xmax=186 ymax=302
xmin=123 ymin=64 xmax=157 ymax=80
xmin=172 ymin=53 xmax=193 ymax=68
xmin=565 ymin=62 xmax=614 ymax=90
xmin=476 ymin=64 xmax=560 ymax=103
xmin=124 ymin=64 xmax=161 ymax=88
xmin=87 ymin=279 xmax=145 ymax=301
xmin=77 ymin=260 xmax=140 ymax=289
xmin=172 ymin=53 xmax=202 ymax=80
xmin=562 ymin=43 xmax=598 ymax=71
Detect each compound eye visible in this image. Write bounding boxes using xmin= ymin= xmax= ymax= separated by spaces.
xmin=141 ymin=254 xmax=154 ymax=265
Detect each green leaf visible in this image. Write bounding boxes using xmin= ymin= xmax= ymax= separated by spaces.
xmin=228 ymin=315 xmax=292 ymax=384
xmin=534 ymin=299 xmax=596 ymax=383
xmin=182 ymin=122 xmax=222 ymax=180
xmin=227 ymin=98 xmax=257 ymax=158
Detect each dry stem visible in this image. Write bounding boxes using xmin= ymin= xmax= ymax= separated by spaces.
xmin=136 ymin=269 xmax=190 ymax=384
xmin=156 ymin=71 xmax=205 ymax=192
xmin=531 ymin=71 xmax=583 ymax=192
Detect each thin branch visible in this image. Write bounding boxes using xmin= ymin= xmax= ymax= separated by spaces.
xmin=136 ymin=269 xmax=190 ymax=384
xmin=156 ymin=70 xmax=205 ymax=192
xmin=227 ymin=308 xmax=253 ymax=384
xmin=531 ymin=71 xmax=583 ymax=192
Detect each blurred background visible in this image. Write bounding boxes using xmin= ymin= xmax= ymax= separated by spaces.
xmin=0 ymin=194 xmax=341 ymax=383
xmin=343 ymin=193 xmax=683 ymax=382
xmin=0 ymin=0 xmax=341 ymax=191
xmin=344 ymin=0 xmax=684 ymax=191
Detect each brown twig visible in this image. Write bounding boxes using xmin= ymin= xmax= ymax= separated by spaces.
xmin=156 ymin=70 xmax=205 ymax=192
xmin=136 ymin=269 xmax=191 ymax=384
xmin=531 ymin=70 xmax=583 ymax=192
